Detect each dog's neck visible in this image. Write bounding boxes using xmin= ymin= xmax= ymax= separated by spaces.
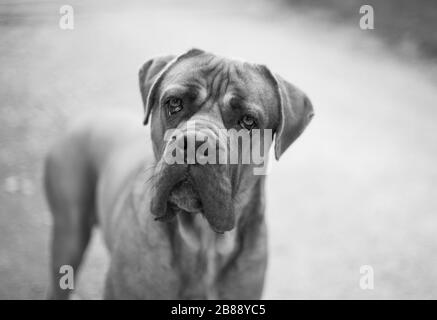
xmin=132 ymin=165 xmax=266 ymax=299
xmin=171 ymin=177 xmax=265 ymax=299
xmin=169 ymin=213 xmax=237 ymax=299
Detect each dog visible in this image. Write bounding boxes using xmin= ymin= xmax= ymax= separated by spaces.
xmin=44 ymin=48 xmax=314 ymax=299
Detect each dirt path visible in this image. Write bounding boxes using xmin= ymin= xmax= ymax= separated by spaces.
xmin=1 ymin=0 xmax=436 ymax=299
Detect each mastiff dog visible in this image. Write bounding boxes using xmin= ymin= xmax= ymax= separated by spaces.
xmin=44 ymin=48 xmax=314 ymax=299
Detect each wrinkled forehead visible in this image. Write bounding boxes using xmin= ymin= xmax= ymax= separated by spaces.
xmin=160 ymin=54 xmax=277 ymax=106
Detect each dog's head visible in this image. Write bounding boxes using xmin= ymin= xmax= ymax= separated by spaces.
xmin=139 ymin=49 xmax=314 ymax=233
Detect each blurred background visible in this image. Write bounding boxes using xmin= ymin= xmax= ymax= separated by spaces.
xmin=1 ymin=0 xmax=436 ymax=299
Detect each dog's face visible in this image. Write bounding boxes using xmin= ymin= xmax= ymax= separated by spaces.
xmin=139 ymin=49 xmax=314 ymax=233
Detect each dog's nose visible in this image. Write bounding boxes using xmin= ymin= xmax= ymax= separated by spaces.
xmin=180 ymin=131 xmax=218 ymax=164
xmin=182 ymin=134 xmax=208 ymax=164
xmin=182 ymin=136 xmax=204 ymax=153
xmin=183 ymin=135 xmax=208 ymax=157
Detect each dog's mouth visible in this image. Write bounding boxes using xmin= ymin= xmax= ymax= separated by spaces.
xmin=168 ymin=179 xmax=203 ymax=214
xmin=152 ymin=164 xmax=235 ymax=233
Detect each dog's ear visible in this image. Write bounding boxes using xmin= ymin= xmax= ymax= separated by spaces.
xmin=139 ymin=48 xmax=205 ymax=125
xmin=273 ymin=75 xmax=314 ymax=160
xmin=139 ymin=55 xmax=175 ymax=125
xmin=260 ymin=66 xmax=314 ymax=160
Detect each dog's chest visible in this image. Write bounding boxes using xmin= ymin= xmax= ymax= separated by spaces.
xmin=174 ymin=214 xmax=237 ymax=299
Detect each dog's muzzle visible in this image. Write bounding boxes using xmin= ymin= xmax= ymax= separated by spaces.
xmin=151 ymin=120 xmax=235 ymax=233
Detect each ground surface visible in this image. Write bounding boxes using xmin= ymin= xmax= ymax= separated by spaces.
xmin=1 ymin=0 xmax=437 ymax=299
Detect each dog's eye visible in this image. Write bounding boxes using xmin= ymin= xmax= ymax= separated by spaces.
xmin=239 ymin=115 xmax=256 ymax=130
xmin=166 ymin=97 xmax=183 ymax=115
